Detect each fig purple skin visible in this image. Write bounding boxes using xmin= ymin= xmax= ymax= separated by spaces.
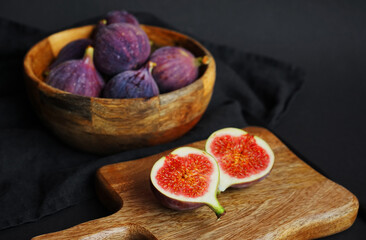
xmin=93 ymin=10 xmax=139 ymax=38
xmin=150 ymin=182 xmax=204 ymax=211
xmin=49 ymin=38 xmax=93 ymax=69
xmin=94 ymin=23 xmax=151 ymax=76
xmin=103 ymin=62 xmax=159 ymax=99
xmin=47 ymin=46 xmax=105 ymax=97
xmin=150 ymin=46 xmax=199 ymax=93
xmin=105 ymin=10 xmax=139 ymax=26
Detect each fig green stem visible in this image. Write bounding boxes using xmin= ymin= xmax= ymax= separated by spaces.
xmin=208 ymin=198 xmax=226 ymax=219
xmin=148 ymin=61 xmax=157 ymax=73
xmin=99 ymin=19 xmax=107 ymax=25
xmin=194 ymin=55 xmax=210 ymax=67
xmin=83 ymin=45 xmax=94 ymax=66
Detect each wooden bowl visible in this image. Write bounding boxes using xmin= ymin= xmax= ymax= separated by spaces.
xmin=23 ymin=25 xmax=216 ymax=155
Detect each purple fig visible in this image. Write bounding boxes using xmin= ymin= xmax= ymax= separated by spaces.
xmin=49 ymin=38 xmax=93 ymax=69
xmin=94 ymin=23 xmax=151 ymax=76
xmin=105 ymin=10 xmax=139 ymax=26
xmin=92 ymin=19 xmax=107 ymax=40
xmin=103 ymin=61 xmax=159 ymax=99
xmin=150 ymin=46 xmax=206 ymax=93
xmin=46 ymin=46 xmax=105 ymax=97
xmin=93 ymin=10 xmax=139 ymax=39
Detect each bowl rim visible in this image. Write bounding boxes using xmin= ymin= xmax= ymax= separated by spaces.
xmin=23 ymin=24 xmax=216 ymax=103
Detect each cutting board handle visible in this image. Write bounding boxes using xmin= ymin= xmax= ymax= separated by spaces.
xmin=32 ymin=219 xmax=157 ymax=239
xmin=32 ymin=172 xmax=158 ymax=239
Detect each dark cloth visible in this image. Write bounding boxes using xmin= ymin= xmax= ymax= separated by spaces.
xmin=0 ymin=13 xmax=304 ymax=229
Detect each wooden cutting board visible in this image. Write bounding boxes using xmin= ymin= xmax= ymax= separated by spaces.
xmin=33 ymin=127 xmax=359 ymax=240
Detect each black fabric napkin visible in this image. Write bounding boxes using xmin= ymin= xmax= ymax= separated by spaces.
xmin=0 ymin=13 xmax=304 ymax=230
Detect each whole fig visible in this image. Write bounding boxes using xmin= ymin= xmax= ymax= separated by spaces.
xmin=103 ymin=61 xmax=159 ymax=99
xmin=94 ymin=23 xmax=151 ymax=76
xmin=49 ymin=38 xmax=93 ymax=69
xmin=149 ymin=46 xmax=202 ymax=93
xmin=105 ymin=10 xmax=139 ymax=26
xmin=93 ymin=10 xmax=139 ymax=38
xmin=46 ymin=46 xmax=105 ymax=97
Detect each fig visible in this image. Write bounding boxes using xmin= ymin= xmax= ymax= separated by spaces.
xmin=149 ymin=46 xmax=207 ymax=93
xmin=150 ymin=147 xmax=226 ymax=219
xmin=205 ymin=128 xmax=275 ymax=192
xmin=46 ymin=46 xmax=105 ymax=97
xmin=104 ymin=10 xmax=139 ymax=26
xmin=102 ymin=61 xmax=159 ymax=99
xmin=93 ymin=10 xmax=139 ymax=38
xmin=48 ymin=38 xmax=93 ymax=70
xmin=94 ymin=22 xmax=151 ymax=76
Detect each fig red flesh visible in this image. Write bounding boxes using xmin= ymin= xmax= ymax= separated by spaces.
xmin=150 ymin=147 xmax=225 ymax=218
xmin=156 ymin=153 xmax=213 ymax=198
xmin=210 ymin=134 xmax=270 ymax=178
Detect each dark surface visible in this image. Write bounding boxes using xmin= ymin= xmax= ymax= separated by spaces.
xmin=0 ymin=1 xmax=365 ymax=239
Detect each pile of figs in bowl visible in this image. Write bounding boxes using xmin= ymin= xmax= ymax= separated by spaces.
xmin=24 ymin=10 xmax=215 ymax=154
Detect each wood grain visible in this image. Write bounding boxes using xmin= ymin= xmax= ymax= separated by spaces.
xmin=33 ymin=127 xmax=359 ymax=240
xmin=23 ymin=25 xmax=215 ymax=154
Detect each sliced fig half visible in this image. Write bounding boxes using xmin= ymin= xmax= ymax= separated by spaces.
xmin=206 ymin=128 xmax=275 ymax=192
xmin=150 ymin=147 xmax=225 ymax=218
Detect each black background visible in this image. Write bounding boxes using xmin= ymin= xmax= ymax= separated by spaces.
xmin=0 ymin=0 xmax=365 ymax=239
